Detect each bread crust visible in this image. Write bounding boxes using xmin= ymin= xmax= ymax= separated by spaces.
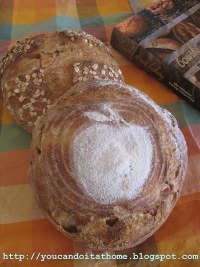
xmin=144 ymin=38 xmax=181 ymax=51
xmin=192 ymin=9 xmax=200 ymax=27
xmin=147 ymin=0 xmax=176 ymax=15
xmin=116 ymin=15 xmax=148 ymax=37
xmin=1 ymin=31 xmax=123 ymax=132
xmin=144 ymin=37 xmax=181 ymax=60
xmin=29 ymin=80 xmax=188 ymax=250
xmin=172 ymin=21 xmax=200 ymax=44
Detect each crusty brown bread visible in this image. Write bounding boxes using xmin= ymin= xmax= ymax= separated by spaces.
xmin=29 ymin=80 xmax=188 ymax=251
xmin=144 ymin=37 xmax=181 ymax=60
xmin=144 ymin=38 xmax=181 ymax=51
xmin=1 ymin=30 xmax=123 ymax=132
xmin=147 ymin=0 xmax=176 ymax=15
xmin=115 ymin=15 xmax=148 ymax=37
xmin=172 ymin=21 xmax=200 ymax=44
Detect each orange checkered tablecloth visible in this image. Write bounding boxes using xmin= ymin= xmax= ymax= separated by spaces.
xmin=0 ymin=1 xmax=200 ymax=266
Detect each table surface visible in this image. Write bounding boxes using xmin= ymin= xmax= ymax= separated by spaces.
xmin=0 ymin=1 xmax=200 ymax=267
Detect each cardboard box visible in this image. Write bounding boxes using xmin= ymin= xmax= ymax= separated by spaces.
xmin=111 ymin=0 xmax=200 ymax=109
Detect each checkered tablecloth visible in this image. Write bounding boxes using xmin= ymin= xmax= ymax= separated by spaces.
xmin=0 ymin=1 xmax=200 ymax=266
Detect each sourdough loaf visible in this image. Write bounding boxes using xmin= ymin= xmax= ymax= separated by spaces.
xmin=29 ymin=79 xmax=188 ymax=250
xmin=1 ymin=30 xmax=123 ymax=132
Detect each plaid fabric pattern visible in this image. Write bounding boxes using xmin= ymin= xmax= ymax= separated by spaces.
xmin=0 ymin=1 xmax=200 ymax=266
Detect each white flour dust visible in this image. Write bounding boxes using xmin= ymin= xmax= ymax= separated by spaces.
xmin=71 ymin=111 xmax=153 ymax=204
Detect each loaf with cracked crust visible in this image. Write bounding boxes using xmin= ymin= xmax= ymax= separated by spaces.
xmin=1 ymin=30 xmax=123 ymax=132
xmin=29 ymin=80 xmax=187 ymax=250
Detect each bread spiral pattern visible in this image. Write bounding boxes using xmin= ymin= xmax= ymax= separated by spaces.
xmin=29 ymin=80 xmax=187 ymax=250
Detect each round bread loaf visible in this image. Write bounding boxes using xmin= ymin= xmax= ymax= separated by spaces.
xmin=0 ymin=30 xmax=123 ymax=132
xmin=29 ymin=80 xmax=187 ymax=250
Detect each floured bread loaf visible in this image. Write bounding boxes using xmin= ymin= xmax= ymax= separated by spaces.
xmin=29 ymin=80 xmax=187 ymax=250
xmin=1 ymin=30 xmax=123 ymax=132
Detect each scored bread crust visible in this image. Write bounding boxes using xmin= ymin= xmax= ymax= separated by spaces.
xmin=1 ymin=30 xmax=123 ymax=132
xmin=29 ymin=80 xmax=188 ymax=251
xmin=172 ymin=21 xmax=200 ymax=44
xmin=144 ymin=38 xmax=181 ymax=50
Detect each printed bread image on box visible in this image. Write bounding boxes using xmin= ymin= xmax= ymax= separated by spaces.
xmin=111 ymin=0 xmax=200 ymax=109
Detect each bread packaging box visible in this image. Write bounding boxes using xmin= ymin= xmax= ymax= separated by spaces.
xmin=111 ymin=0 xmax=200 ymax=109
